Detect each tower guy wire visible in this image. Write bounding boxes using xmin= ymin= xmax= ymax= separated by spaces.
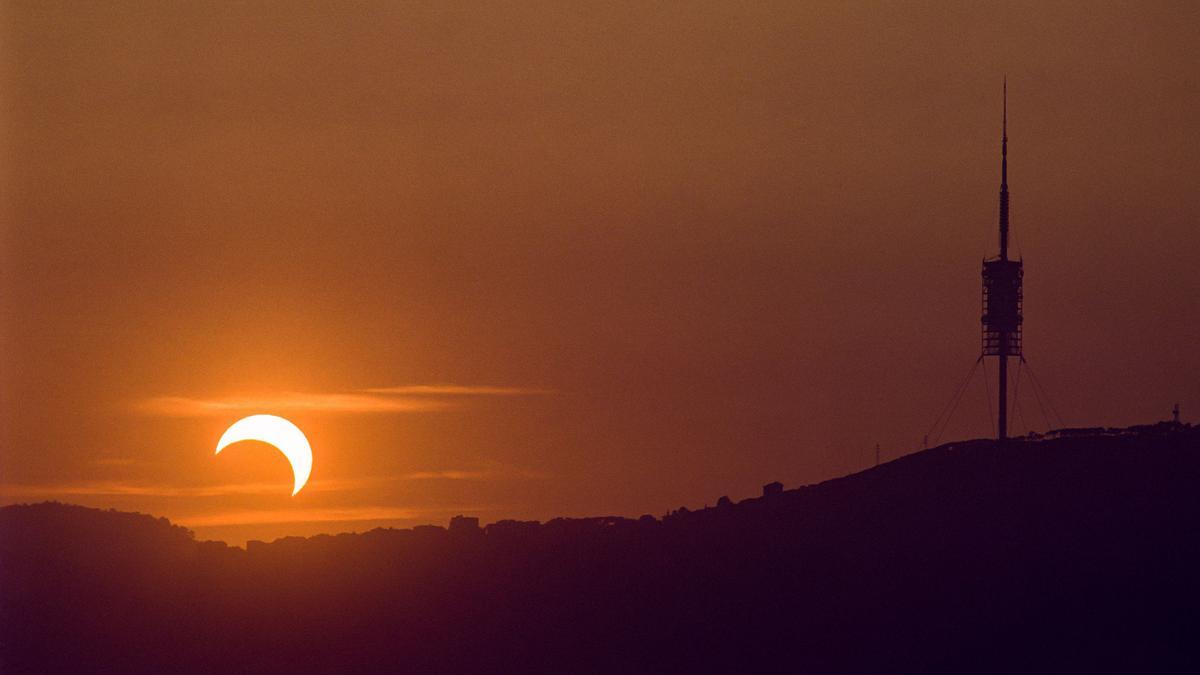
xmin=926 ymin=356 xmax=983 ymax=447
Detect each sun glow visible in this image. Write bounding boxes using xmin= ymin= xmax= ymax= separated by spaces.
xmin=215 ymin=414 xmax=313 ymax=496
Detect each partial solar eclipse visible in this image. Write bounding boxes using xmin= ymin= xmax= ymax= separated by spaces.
xmin=215 ymin=414 xmax=313 ymax=496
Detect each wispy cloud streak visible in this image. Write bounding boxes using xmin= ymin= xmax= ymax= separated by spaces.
xmin=364 ymin=385 xmax=552 ymax=396
xmin=398 ymin=467 xmax=549 ymax=480
xmin=177 ymin=506 xmax=495 ymax=528
xmin=401 ymin=470 xmax=487 ymax=480
xmin=92 ymin=457 xmax=137 ymax=466
xmin=135 ymin=384 xmax=551 ymax=417
xmin=135 ymin=393 xmax=449 ymax=417
xmin=0 ymin=468 xmax=547 ymax=501
xmin=0 ymin=478 xmax=369 ymax=499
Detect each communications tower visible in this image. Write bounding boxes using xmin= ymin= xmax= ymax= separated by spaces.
xmin=981 ymin=81 xmax=1022 ymax=441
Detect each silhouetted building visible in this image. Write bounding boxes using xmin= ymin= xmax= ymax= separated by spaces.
xmin=762 ymin=481 xmax=783 ymax=497
xmin=412 ymin=524 xmax=446 ymax=541
xmin=485 ymin=519 xmax=541 ymax=539
xmin=449 ymin=515 xmax=481 ymax=535
xmin=717 ymin=496 xmax=732 ymax=508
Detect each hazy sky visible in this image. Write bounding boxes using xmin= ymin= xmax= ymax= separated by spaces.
xmin=3 ymin=1 xmax=1198 ymax=544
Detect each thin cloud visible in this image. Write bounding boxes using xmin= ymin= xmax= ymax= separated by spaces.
xmin=0 ymin=468 xmax=547 ymax=501
xmin=92 ymin=457 xmax=137 ymax=466
xmin=0 ymin=478 xmax=371 ymax=499
xmin=364 ymin=385 xmax=553 ymax=396
xmin=399 ymin=462 xmax=551 ymax=481
xmin=134 ymin=384 xmax=550 ymax=417
xmin=449 ymin=466 xmax=550 ymax=480
xmin=135 ymin=392 xmax=450 ymax=417
xmin=177 ymin=506 xmax=496 ymax=528
xmin=401 ymin=470 xmax=488 ymax=480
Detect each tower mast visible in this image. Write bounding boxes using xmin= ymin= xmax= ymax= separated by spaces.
xmin=998 ymin=80 xmax=1009 ymax=440
xmin=982 ymin=79 xmax=1023 ymax=441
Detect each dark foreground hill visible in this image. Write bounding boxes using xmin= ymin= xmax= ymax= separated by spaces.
xmin=4 ymin=426 xmax=1200 ymax=673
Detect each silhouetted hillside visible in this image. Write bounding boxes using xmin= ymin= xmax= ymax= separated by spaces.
xmin=4 ymin=425 xmax=1200 ymax=673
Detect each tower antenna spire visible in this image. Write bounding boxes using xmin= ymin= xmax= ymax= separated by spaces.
xmin=1000 ymin=76 xmax=1009 ymax=260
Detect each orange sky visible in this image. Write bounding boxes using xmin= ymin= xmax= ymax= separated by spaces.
xmin=2 ymin=1 xmax=1198 ymax=545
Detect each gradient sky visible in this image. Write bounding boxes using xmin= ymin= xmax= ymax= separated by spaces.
xmin=2 ymin=1 xmax=1198 ymax=544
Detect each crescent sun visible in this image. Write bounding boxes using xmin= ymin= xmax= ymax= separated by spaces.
xmin=215 ymin=414 xmax=313 ymax=496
